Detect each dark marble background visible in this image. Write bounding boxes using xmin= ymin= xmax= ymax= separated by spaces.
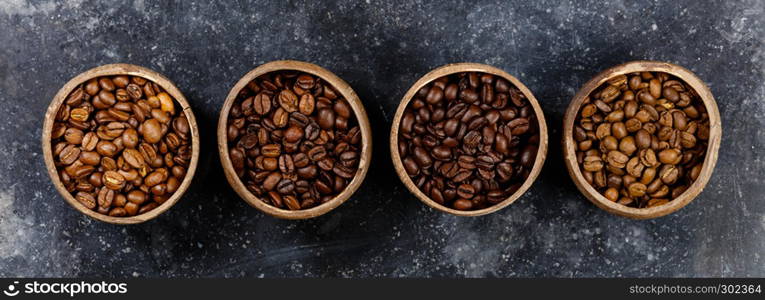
xmin=0 ymin=0 xmax=763 ymax=277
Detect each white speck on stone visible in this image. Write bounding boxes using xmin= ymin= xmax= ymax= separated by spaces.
xmin=651 ymin=23 xmax=658 ymax=31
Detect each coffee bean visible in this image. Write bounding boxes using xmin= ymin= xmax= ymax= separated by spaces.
xmin=52 ymin=75 xmax=190 ymax=216
xmin=278 ymin=154 xmax=295 ymax=174
xmin=456 ymin=184 xmax=475 ymax=199
xmin=283 ymin=195 xmax=300 ymax=210
xmin=278 ymin=90 xmax=299 ymax=113
xmin=412 ymin=146 xmax=433 ymax=169
xmin=453 ymin=198 xmax=473 ymax=210
xmin=262 ymin=144 xmax=281 ymax=157
xmin=625 ymin=157 xmax=644 ymax=178
xmin=299 ymin=94 xmax=315 ymax=115
xmin=76 ymin=191 xmax=97 ymax=209
xmin=317 ymin=108 xmax=335 ymax=130
xmin=296 ymin=74 xmax=315 ymax=90
xmin=658 ymin=148 xmax=682 ymax=165
xmin=583 ymin=156 xmax=604 ymax=172
xmin=333 ymin=164 xmax=355 ymax=179
xmin=339 ymin=151 xmax=358 ymax=167
xmin=97 ymin=77 xmax=115 ymax=91
xmin=272 ymin=107 xmax=289 ymax=128
xmin=97 ymin=187 xmax=115 ymax=208
xmin=102 ymin=170 xmax=125 ymax=190
xmin=397 ymin=72 xmax=538 ymax=210
xmin=604 ymin=187 xmax=619 ymax=202
xmin=227 ymin=70 xmax=361 ymax=210
xmin=403 ymin=157 xmax=419 ymax=176
xmin=276 ymin=179 xmax=295 ymax=194
xmin=59 ymin=144 xmax=82 ymax=165
xmin=574 ymin=71 xmax=709 ymax=208
xmin=606 ymin=151 xmax=629 ymax=169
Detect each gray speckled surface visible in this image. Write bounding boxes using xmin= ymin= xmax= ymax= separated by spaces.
xmin=0 ymin=0 xmax=763 ymax=278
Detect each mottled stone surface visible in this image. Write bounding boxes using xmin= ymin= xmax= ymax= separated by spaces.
xmin=0 ymin=0 xmax=763 ymax=277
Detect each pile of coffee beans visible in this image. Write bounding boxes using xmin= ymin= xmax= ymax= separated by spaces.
xmin=51 ymin=75 xmax=192 ymax=216
xmin=574 ymin=72 xmax=710 ymax=208
xmin=226 ymin=71 xmax=361 ymax=210
xmin=397 ymin=72 xmax=540 ymax=211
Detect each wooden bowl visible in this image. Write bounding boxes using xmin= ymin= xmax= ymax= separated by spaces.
xmin=218 ymin=60 xmax=372 ymax=219
xmin=390 ymin=63 xmax=549 ymax=216
xmin=562 ymin=60 xmax=722 ymax=219
xmin=42 ymin=63 xmax=201 ymax=224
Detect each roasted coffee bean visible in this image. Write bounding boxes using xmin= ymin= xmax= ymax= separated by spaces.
xmin=334 ymin=100 xmax=352 ymax=119
xmin=397 ymin=72 xmax=539 ymax=210
xmin=276 ymin=179 xmax=295 ymax=194
xmin=299 ymin=94 xmax=316 ymax=115
xmin=78 ymin=151 xmax=101 ymax=166
xmin=456 ymin=184 xmax=475 ymax=199
xmin=297 ymin=165 xmax=318 ymax=179
xmin=97 ymin=187 xmax=115 ymax=208
xmin=625 ymin=157 xmax=644 ymax=177
xmin=278 ymin=155 xmax=295 ymax=173
xmin=261 ymin=144 xmax=281 ymax=157
xmin=102 ymin=170 xmax=126 ymax=190
xmin=227 ymin=71 xmax=361 ymax=210
xmin=658 ymin=148 xmax=682 ymax=165
xmin=307 ymin=145 xmax=327 ymax=161
xmin=317 ymin=157 xmax=335 ymax=171
xmin=59 ymin=144 xmax=81 ymax=165
xmin=51 ymin=75 xmax=192 ymax=216
xmin=403 ymin=157 xmax=419 ymax=176
xmin=412 ymin=146 xmax=433 ymax=168
xmin=283 ymin=195 xmax=301 ymax=210
xmin=583 ymin=156 xmax=604 ymax=172
xmin=449 ymin=147 xmax=472 ymax=166
xmin=278 ymin=90 xmax=299 ymax=113
xmin=604 ymin=187 xmax=619 ymax=202
xmin=607 ymin=151 xmax=629 ymax=169
xmin=453 ymin=198 xmax=473 ymax=210
xmin=272 ymin=107 xmax=289 ymax=128
xmin=291 ymin=153 xmax=310 ymax=168
xmin=317 ymin=108 xmax=335 ymax=130
xmin=76 ymin=191 xmax=97 ymax=209
xmin=122 ymin=149 xmax=145 ymax=169
xmin=333 ymin=164 xmax=355 ymax=179
xmin=284 ymin=125 xmax=304 ymax=143
xmin=574 ymin=71 xmax=709 ymax=208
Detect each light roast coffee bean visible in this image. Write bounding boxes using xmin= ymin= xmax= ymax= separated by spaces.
xmin=398 ymin=72 xmax=540 ymax=211
xmin=227 ymin=71 xmax=361 ymax=210
xmin=51 ymin=75 xmax=192 ymax=217
xmin=574 ymin=71 xmax=710 ymax=208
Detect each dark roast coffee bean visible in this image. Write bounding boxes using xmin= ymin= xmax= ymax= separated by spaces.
xmin=397 ymin=72 xmax=539 ymax=210
xmin=226 ymin=70 xmax=361 ymax=210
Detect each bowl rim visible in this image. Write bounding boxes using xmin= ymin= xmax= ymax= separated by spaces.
xmin=217 ymin=60 xmax=373 ymax=219
xmin=389 ymin=62 xmax=549 ymax=216
xmin=562 ymin=60 xmax=722 ymax=219
xmin=41 ymin=63 xmax=201 ymax=224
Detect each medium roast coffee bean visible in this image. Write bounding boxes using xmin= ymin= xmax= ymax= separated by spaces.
xmin=398 ymin=72 xmax=540 ymax=211
xmin=51 ymin=75 xmax=192 ymax=217
xmin=227 ymin=71 xmax=361 ymax=210
xmin=574 ymin=71 xmax=710 ymax=208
